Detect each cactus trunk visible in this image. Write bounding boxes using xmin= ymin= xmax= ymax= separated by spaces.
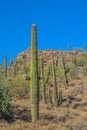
xmin=14 ymin=64 xmax=17 ymax=76
xmin=58 ymin=90 xmax=62 ymax=106
xmin=48 ymin=85 xmax=52 ymax=105
xmin=52 ymin=53 xmax=58 ymax=107
xmin=30 ymin=24 xmax=39 ymax=123
xmin=41 ymin=54 xmax=46 ymax=103
xmin=61 ymin=50 xmax=69 ymax=86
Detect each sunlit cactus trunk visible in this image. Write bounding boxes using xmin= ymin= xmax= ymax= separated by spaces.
xmin=30 ymin=24 xmax=39 ymax=123
xmin=23 ymin=52 xmax=26 ymax=73
xmin=61 ymin=50 xmax=69 ymax=87
xmin=52 ymin=53 xmax=58 ymax=107
xmin=0 ymin=64 xmax=2 ymax=77
xmin=41 ymin=53 xmax=46 ymax=104
xmin=48 ymin=85 xmax=52 ymax=105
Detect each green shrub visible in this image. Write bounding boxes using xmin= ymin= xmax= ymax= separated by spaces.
xmin=17 ymin=58 xmax=24 ymax=65
xmin=10 ymin=75 xmax=30 ymax=98
xmin=75 ymin=53 xmax=86 ymax=66
xmin=68 ymin=64 xmax=78 ymax=79
xmin=23 ymin=65 xmax=30 ymax=74
xmin=0 ymin=79 xmax=13 ymax=121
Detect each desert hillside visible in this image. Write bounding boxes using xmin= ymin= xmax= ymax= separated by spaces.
xmin=0 ymin=48 xmax=87 ymax=130
xmin=16 ymin=48 xmax=85 ymax=66
xmin=0 ymin=0 xmax=87 ymax=130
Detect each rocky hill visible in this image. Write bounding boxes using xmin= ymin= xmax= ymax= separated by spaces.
xmin=1 ymin=48 xmax=87 ymax=130
xmin=16 ymin=48 xmax=85 ymax=67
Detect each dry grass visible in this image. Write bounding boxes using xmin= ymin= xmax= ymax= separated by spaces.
xmin=0 ymin=88 xmax=87 ymax=130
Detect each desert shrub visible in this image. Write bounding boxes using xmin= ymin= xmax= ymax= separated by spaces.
xmin=23 ymin=73 xmax=31 ymax=81
xmin=75 ymin=53 xmax=86 ymax=66
xmin=23 ymin=65 xmax=30 ymax=74
xmin=68 ymin=64 xmax=78 ymax=79
xmin=0 ymin=79 xmax=13 ymax=121
xmin=10 ymin=75 xmax=30 ymax=98
xmin=17 ymin=58 xmax=24 ymax=65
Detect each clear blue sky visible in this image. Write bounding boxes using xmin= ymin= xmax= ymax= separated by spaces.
xmin=0 ymin=0 xmax=87 ymax=64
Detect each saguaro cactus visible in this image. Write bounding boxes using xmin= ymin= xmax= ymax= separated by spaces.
xmin=56 ymin=56 xmax=58 ymax=68
xmin=58 ymin=90 xmax=62 ymax=106
xmin=0 ymin=64 xmax=2 ymax=76
xmin=22 ymin=52 xmax=26 ymax=73
xmin=10 ymin=59 xmax=13 ymax=67
xmin=83 ymin=57 xmax=87 ymax=77
xmin=73 ymin=54 xmax=77 ymax=66
xmin=13 ymin=63 xmax=17 ymax=76
xmin=68 ymin=43 xmax=71 ymax=52
xmin=52 ymin=52 xmax=58 ymax=107
xmin=61 ymin=50 xmax=69 ymax=86
xmin=30 ymin=24 xmax=39 ymax=123
xmin=41 ymin=53 xmax=46 ymax=103
xmin=4 ymin=53 xmax=7 ymax=78
xmin=48 ymin=85 xmax=52 ymax=105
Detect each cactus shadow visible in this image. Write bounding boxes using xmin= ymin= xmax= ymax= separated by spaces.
xmin=14 ymin=106 xmax=31 ymax=122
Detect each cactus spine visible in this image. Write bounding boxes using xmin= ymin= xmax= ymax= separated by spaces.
xmin=30 ymin=24 xmax=39 ymax=123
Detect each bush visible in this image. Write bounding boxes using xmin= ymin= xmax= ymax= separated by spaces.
xmin=0 ymin=79 xmax=13 ymax=121
xmin=10 ymin=75 xmax=30 ymax=98
xmin=23 ymin=65 xmax=30 ymax=74
xmin=68 ymin=64 xmax=78 ymax=79
xmin=75 ymin=53 xmax=86 ymax=66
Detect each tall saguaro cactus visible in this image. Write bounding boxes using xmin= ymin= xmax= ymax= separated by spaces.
xmin=41 ymin=53 xmax=46 ymax=103
xmin=52 ymin=52 xmax=58 ymax=107
xmin=30 ymin=24 xmax=39 ymax=123
xmin=4 ymin=53 xmax=7 ymax=78
xmin=61 ymin=50 xmax=69 ymax=86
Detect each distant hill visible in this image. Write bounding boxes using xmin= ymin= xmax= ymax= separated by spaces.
xmin=16 ymin=48 xmax=85 ymax=68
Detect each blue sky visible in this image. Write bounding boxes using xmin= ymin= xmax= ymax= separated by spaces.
xmin=0 ymin=0 xmax=87 ymax=64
